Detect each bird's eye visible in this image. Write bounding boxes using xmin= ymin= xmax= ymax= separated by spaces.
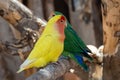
xmin=60 ymin=20 xmax=64 ymax=23
xmin=52 ymin=14 xmax=55 ymax=17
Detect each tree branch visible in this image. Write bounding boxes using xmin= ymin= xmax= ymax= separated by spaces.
xmin=26 ymin=59 xmax=70 ymax=80
xmin=0 ymin=0 xmax=46 ymax=27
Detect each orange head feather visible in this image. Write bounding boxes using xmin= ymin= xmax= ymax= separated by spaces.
xmin=56 ymin=16 xmax=66 ymax=42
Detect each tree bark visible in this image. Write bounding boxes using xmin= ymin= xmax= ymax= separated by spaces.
xmin=92 ymin=0 xmax=103 ymax=47
xmin=101 ymin=0 xmax=120 ymax=80
xmin=101 ymin=0 xmax=120 ymax=55
xmin=103 ymin=51 xmax=120 ymax=80
xmin=0 ymin=0 xmax=46 ymax=29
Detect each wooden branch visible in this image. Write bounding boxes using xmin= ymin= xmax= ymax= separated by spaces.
xmin=26 ymin=59 xmax=70 ymax=80
xmin=0 ymin=0 xmax=46 ymax=27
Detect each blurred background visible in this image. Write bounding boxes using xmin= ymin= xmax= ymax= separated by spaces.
xmin=28 ymin=0 xmax=103 ymax=47
xmin=0 ymin=0 xmax=103 ymax=46
xmin=0 ymin=0 xmax=103 ymax=80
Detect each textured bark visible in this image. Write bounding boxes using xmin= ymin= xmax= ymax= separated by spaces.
xmin=101 ymin=0 xmax=120 ymax=55
xmin=0 ymin=0 xmax=46 ymax=29
xmin=103 ymin=49 xmax=120 ymax=80
xmin=101 ymin=0 xmax=120 ymax=80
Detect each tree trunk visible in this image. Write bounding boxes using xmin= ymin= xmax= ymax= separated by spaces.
xmin=92 ymin=0 xmax=103 ymax=47
xmin=101 ymin=0 xmax=120 ymax=80
xmin=101 ymin=0 xmax=120 ymax=55
xmin=103 ymin=50 xmax=120 ymax=80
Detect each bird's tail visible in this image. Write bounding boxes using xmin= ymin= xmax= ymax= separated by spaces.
xmin=74 ymin=55 xmax=89 ymax=71
xmin=17 ymin=59 xmax=36 ymax=73
xmin=17 ymin=68 xmax=25 ymax=73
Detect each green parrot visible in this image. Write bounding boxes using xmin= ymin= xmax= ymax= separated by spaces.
xmin=49 ymin=11 xmax=93 ymax=71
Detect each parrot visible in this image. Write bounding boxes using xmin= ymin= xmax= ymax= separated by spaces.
xmin=49 ymin=11 xmax=93 ymax=71
xmin=17 ymin=15 xmax=67 ymax=73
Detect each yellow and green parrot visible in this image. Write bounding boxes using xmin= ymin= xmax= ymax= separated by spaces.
xmin=49 ymin=11 xmax=93 ymax=71
xmin=17 ymin=15 xmax=67 ymax=73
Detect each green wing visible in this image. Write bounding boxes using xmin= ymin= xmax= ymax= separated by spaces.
xmin=64 ymin=23 xmax=92 ymax=61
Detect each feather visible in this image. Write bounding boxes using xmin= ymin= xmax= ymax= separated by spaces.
xmin=75 ymin=55 xmax=89 ymax=71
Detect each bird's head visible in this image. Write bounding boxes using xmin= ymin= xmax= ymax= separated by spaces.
xmin=48 ymin=15 xmax=67 ymax=29
xmin=47 ymin=15 xmax=67 ymax=42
